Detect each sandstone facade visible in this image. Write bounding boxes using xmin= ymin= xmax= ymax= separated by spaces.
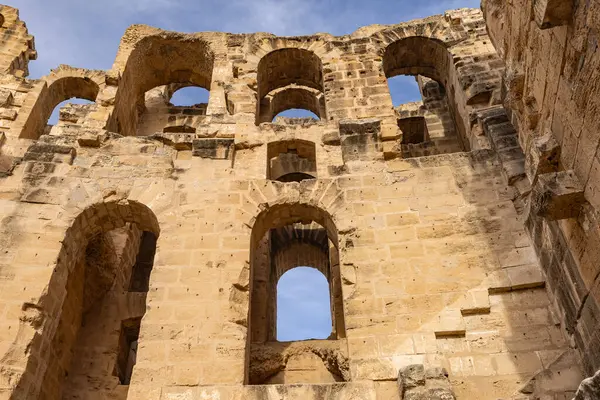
xmin=0 ymin=2 xmax=596 ymax=399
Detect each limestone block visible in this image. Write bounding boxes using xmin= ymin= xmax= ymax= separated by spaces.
xmin=97 ymin=85 xmax=117 ymax=106
xmin=322 ymin=130 xmax=341 ymax=145
xmin=530 ymin=170 xmax=586 ymax=220
xmin=518 ymin=349 xmax=583 ymax=398
xmin=502 ymin=159 xmax=526 ymax=185
xmin=574 ymin=369 xmax=600 ymax=400
xmin=78 ymin=130 xmax=108 ymax=148
xmin=339 ymin=119 xmax=382 ymax=162
xmin=382 ymin=141 xmax=400 ymax=160
xmin=352 ymin=358 xmax=397 ymax=381
xmin=381 ymin=124 xmax=401 ymax=141
xmin=105 ymin=70 xmax=120 ymax=86
xmin=192 ymin=138 xmax=234 ymax=159
xmin=433 ymin=310 xmax=466 ymax=337
xmin=0 ymin=88 xmax=13 ymax=107
xmin=0 ymin=154 xmax=15 ymax=177
xmin=488 ymin=265 xmax=545 ymax=293
xmin=151 ymin=132 xmax=194 ymax=150
xmin=526 ymin=131 xmax=561 ymax=182
xmin=503 ymin=68 xmax=525 ymax=105
xmin=0 ymin=108 xmax=17 ymax=121
xmin=460 ymin=290 xmax=491 ymax=315
xmin=398 ymin=365 xmax=456 ymax=400
xmin=533 ymin=0 xmax=573 ymax=29
xmin=398 ymin=364 xmax=425 ymax=390
xmin=24 ymin=161 xmax=56 ymax=175
xmin=23 ymin=142 xmax=76 ymax=164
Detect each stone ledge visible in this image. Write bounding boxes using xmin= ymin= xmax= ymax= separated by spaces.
xmin=488 ymin=265 xmax=545 ymax=293
xmin=23 ymin=141 xmax=76 ymax=165
xmin=530 ymin=170 xmax=586 ymax=220
xmin=432 ymin=310 xmax=466 ymax=338
xmin=526 ymin=132 xmax=561 ymax=182
xmin=192 ymin=138 xmax=235 ymax=159
xmin=160 ymin=382 xmax=379 ymax=400
xmin=460 ymin=289 xmax=491 ymax=315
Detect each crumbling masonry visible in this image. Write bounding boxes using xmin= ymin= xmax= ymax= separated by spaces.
xmin=0 ymin=1 xmax=598 ymax=399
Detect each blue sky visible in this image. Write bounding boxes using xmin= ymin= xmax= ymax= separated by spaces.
xmin=277 ymin=267 xmax=332 ymax=341
xmin=17 ymin=0 xmax=480 ymax=340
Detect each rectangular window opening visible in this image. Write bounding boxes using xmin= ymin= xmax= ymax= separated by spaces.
xmin=115 ymin=318 xmax=141 ymax=385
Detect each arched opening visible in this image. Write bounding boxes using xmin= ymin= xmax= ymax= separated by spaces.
xmin=18 ymin=75 xmax=100 ymax=139
xmin=387 ymin=75 xmax=421 ymax=106
xmin=170 ymin=86 xmax=210 ymax=106
xmin=110 ymin=35 xmax=215 ymax=136
xmin=277 ymin=267 xmax=332 ymax=342
xmin=11 ymin=201 xmax=159 ymax=399
xmin=273 ymin=108 xmax=319 ymax=123
xmin=248 ymin=204 xmax=346 ymax=385
xmin=383 ymin=36 xmax=467 ymax=156
xmin=48 ymin=98 xmax=95 ymax=126
xmin=138 ymin=83 xmax=211 ymax=135
xmin=267 ymin=139 xmax=317 ymax=182
xmin=256 ymin=48 xmax=326 ymax=125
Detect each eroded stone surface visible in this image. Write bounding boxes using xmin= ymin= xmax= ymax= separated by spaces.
xmin=0 ymin=3 xmax=595 ymax=400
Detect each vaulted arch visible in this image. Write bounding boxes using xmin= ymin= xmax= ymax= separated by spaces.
xmin=110 ymin=32 xmax=215 ymax=136
xmin=8 ymin=200 xmax=160 ymax=399
xmin=15 ymin=66 xmax=104 ymax=139
xmin=247 ymin=202 xmax=345 ymax=384
xmin=256 ymin=48 xmax=326 ymax=124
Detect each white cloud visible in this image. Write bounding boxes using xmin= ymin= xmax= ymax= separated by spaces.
xmin=18 ymin=0 xmax=481 ymax=78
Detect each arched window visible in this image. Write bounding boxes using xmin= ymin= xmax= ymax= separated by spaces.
xmin=111 ymin=35 xmax=215 ymax=136
xmin=383 ymin=37 xmax=467 ymax=156
xmin=277 ymin=267 xmax=332 ymax=341
xmin=267 ymin=139 xmax=317 ymax=182
xmin=273 ymin=108 xmax=319 ymax=123
xmin=138 ymin=83 xmax=212 ymax=135
xmin=48 ymin=98 xmax=95 ymax=126
xmin=17 ymin=74 xmax=100 ymax=139
xmin=52 ymin=227 xmax=157 ymax=397
xmin=256 ymin=48 xmax=326 ymax=124
xmin=248 ymin=204 xmax=346 ymax=385
xmin=169 ymin=85 xmax=210 ymax=107
xmin=12 ymin=202 xmax=160 ymax=399
xmin=387 ymin=74 xmax=421 ymax=107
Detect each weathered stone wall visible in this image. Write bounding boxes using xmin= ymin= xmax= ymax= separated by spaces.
xmin=483 ymin=0 xmax=600 ymax=380
xmin=0 ymin=4 xmax=592 ymax=400
xmin=0 ymin=5 xmax=36 ymax=77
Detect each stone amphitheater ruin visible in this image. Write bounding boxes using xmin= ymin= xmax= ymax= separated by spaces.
xmin=0 ymin=0 xmax=599 ymax=398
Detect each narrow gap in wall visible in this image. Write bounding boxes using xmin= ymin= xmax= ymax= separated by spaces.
xmin=170 ymin=86 xmax=209 ymax=106
xmin=129 ymin=232 xmax=157 ymax=293
xmin=273 ymin=108 xmax=319 ymax=121
xmin=115 ymin=317 xmax=142 ymax=385
xmin=387 ymin=74 xmax=421 ymax=106
xmin=277 ymin=266 xmax=332 ymax=342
